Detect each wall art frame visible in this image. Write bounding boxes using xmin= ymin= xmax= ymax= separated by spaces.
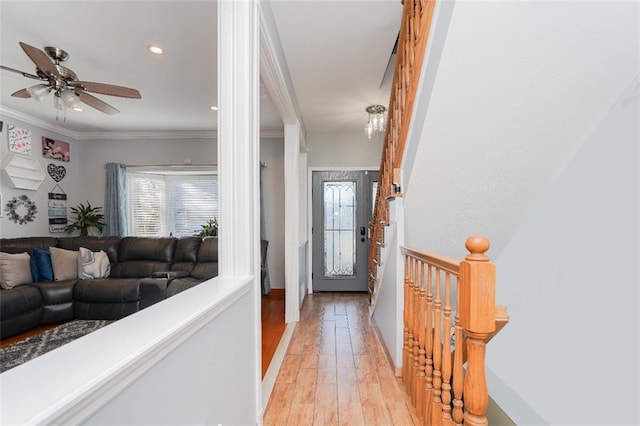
xmin=42 ymin=136 xmax=70 ymax=162
xmin=8 ymin=125 xmax=32 ymax=155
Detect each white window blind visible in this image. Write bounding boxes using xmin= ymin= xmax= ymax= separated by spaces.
xmin=127 ymin=171 xmax=218 ymax=237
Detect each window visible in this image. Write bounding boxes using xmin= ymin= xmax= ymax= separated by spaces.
xmin=127 ymin=170 xmax=218 ymax=237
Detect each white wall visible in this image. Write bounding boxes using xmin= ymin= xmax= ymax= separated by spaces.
xmin=0 ymin=116 xmax=82 ymax=238
xmin=260 ymin=137 xmax=285 ymax=289
xmin=371 ymin=219 xmax=402 ymax=367
xmin=77 ymin=137 xmax=218 ymax=210
xmin=306 ymin=129 xmax=383 ymax=168
xmin=487 ymin=92 xmax=638 ymax=425
xmin=403 ymin=0 xmax=639 ymax=260
xmin=86 ymin=281 xmax=258 ymax=425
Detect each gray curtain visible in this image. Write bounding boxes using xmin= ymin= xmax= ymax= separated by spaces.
xmin=260 ymin=164 xmax=271 ymax=295
xmin=104 ymin=163 xmax=127 ymax=237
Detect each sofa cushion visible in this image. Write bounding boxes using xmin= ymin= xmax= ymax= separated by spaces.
xmin=166 ymin=277 xmax=204 ymax=297
xmin=170 ymin=237 xmax=201 ymax=273
xmin=0 ymin=237 xmax=58 ymax=254
xmin=0 ymin=252 xmax=33 ymax=289
xmin=110 ymin=237 xmax=176 ymax=278
xmin=197 ymin=237 xmax=218 ymax=262
xmin=190 ymin=263 xmax=219 ymax=281
xmin=58 ymin=236 xmax=121 ymax=263
xmin=1 ymin=285 xmax=42 ymax=318
xmin=31 ymin=281 xmax=75 ymax=305
xmin=78 ymin=247 xmax=111 ymax=279
xmin=74 ymin=301 xmax=138 ymax=320
xmin=30 ymin=248 xmax=54 ymax=282
xmin=117 ymin=237 xmax=176 ymax=262
xmin=49 ymin=247 xmax=79 ymax=281
xmin=74 ymin=278 xmax=141 ymax=303
xmin=189 ymin=237 xmax=218 ymax=280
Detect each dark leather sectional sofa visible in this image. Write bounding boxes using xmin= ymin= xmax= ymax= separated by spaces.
xmin=0 ymin=235 xmax=268 ymax=340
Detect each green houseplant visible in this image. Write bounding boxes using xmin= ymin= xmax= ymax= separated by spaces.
xmin=196 ymin=217 xmax=218 ymax=237
xmin=65 ymin=201 xmax=105 ymax=236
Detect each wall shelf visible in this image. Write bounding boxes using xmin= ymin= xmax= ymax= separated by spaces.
xmin=1 ymin=154 xmax=46 ymax=191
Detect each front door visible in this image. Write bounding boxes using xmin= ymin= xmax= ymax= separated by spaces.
xmin=312 ymin=170 xmax=378 ymax=292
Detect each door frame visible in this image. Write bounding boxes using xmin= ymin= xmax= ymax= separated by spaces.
xmin=306 ymin=166 xmax=380 ymax=296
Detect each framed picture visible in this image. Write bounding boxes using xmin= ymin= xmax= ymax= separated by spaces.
xmin=8 ymin=125 xmax=32 ymax=155
xmin=42 ymin=136 xmax=70 ymax=162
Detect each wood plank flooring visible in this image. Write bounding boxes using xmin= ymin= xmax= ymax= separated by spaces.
xmin=264 ymin=293 xmax=418 ymax=426
xmin=262 ymin=289 xmax=286 ymax=378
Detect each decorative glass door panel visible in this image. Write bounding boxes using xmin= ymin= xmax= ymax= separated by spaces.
xmin=312 ymin=170 xmax=378 ymax=292
xmin=323 ymin=181 xmax=356 ymax=278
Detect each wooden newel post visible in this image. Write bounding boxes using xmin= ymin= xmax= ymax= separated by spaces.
xmin=459 ymin=236 xmax=495 ymax=426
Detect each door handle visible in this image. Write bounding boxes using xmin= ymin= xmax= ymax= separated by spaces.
xmin=360 ymin=226 xmax=366 ymax=236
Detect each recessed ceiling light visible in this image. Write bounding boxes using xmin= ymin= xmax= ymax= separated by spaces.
xmin=210 ymin=106 xmax=218 ymax=111
xmin=73 ymin=107 xmax=83 ymax=112
xmin=148 ymin=45 xmax=163 ymax=55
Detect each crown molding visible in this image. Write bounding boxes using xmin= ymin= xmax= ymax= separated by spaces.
xmin=0 ymin=106 xmax=82 ymax=140
xmin=80 ymin=131 xmax=217 ymax=140
xmin=0 ymin=106 xmax=283 ymax=140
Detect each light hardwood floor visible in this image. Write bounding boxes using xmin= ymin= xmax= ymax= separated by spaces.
xmin=263 ymin=293 xmax=418 ymax=426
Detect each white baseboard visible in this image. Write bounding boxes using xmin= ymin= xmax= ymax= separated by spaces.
xmin=261 ymin=322 xmax=296 ymax=414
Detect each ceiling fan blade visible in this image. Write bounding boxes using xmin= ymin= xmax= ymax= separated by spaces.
xmin=0 ymin=65 xmax=41 ymax=80
xmin=19 ymin=42 xmax=60 ymax=78
xmin=78 ymin=91 xmax=119 ymax=115
xmin=11 ymin=88 xmax=31 ymax=98
xmin=72 ymin=81 xmax=141 ymax=99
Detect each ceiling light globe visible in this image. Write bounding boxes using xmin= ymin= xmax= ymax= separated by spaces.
xmin=54 ymin=94 xmax=68 ymax=110
xmin=60 ymin=89 xmax=80 ymax=108
xmin=26 ymin=84 xmax=50 ymax=101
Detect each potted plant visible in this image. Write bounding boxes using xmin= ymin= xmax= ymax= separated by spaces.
xmin=65 ymin=201 xmax=105 ymax=236
xmin=196 ymin=217 xmax=218 ymax=238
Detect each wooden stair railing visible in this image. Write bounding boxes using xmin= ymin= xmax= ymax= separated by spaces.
xmin=368 ymin=0 xmax=437 ymax=301
xmin=401 ymin=236 xmax=509 ymax=425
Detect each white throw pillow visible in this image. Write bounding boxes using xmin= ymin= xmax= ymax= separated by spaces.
xmin=78 ymin=247 xmax=111 ymax=279
xmin=49 ymin=247 xmax=79 ymax=281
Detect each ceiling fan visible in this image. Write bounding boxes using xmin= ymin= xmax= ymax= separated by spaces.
xmin=0 ymin=42 xmax=141 ymax=115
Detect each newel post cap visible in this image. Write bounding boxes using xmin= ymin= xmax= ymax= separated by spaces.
xmin=465 ymin=236 xmax=490 ymax=261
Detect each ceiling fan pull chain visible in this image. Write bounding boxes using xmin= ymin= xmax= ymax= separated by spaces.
xmin=55 ymin=110 xmax=67 ymax=122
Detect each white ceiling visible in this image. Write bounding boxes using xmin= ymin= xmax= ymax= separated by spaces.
xmin=0 ymin=0 xmax=402 ymax=138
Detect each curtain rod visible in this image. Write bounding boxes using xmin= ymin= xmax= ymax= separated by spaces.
xmin=124 ymin=163 xmax=216 ymax=168
xmin=121 ymin=162 xmax=267 ymax=168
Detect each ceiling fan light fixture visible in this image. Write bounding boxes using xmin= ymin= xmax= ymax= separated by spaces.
xmin=3 ymin=42 xmax=141 ymax=117
xmin=26 ymin=84 xmax=50 ymax=101
xmin=53 ymin=93 xmax=67 ymax=110
xmin=60 ymin=89 xmax=80 ymax=108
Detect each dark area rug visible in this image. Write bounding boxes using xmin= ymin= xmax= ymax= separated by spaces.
xmin=0 ymin=320 xmax=113 ymax=373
